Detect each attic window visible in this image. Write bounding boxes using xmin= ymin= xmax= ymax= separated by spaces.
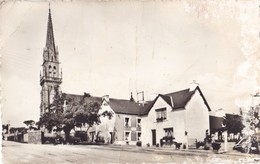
xmin=156 ymin=108 xmax=167 ymax=122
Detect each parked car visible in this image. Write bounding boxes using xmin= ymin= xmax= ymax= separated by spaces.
xmin=233 ymin=136 xmax=250 ymax=153
xmin=54 ymin=135 xmax=65 ymax=145
xmin=68 ymin=136 xmax=81 ymax=145
xmin=233 ymin=134 xmax=260 ymax=154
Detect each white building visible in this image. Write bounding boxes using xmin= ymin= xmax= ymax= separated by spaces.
xmin=96 ymin=95 xmax=143 ymax=145
xmin=140 ymin=86 xmax=211 ymax=148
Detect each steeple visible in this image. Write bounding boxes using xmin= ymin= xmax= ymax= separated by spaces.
xmin=46 ymin=3 xmax=56 ymax=53
xmin=40 ymin=4 xmax=62 ymax=116
xmin=42 ymin=3 xmax=59 ymax=63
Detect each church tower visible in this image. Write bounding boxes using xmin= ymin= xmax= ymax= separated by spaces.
xmin=40 ymin=5 xmax=62 ymax=116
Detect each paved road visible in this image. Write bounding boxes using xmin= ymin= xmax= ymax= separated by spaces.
xmin=2 ymin=141 xmax=258 ymax=163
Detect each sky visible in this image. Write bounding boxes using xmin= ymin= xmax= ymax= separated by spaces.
xmin=1 ymin=0 xmax=260 ymax=127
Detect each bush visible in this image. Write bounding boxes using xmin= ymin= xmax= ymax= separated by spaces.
xmin=196 ymin=141 xmax=204 ymax=149
xmin=175 ymin=142 xmax=182 ymax=149
xmin=212 ymin=142 xmax=221 ymax=152
xmin=156 ymin=143 xmax=159 ymax=147
xmin=136 ymin=141 xmax=142 ymax=147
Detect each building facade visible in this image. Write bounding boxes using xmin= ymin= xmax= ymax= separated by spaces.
xmin=96 ymin=96 xmax=143 ymax=145
xmin=140 ymin=86 xmax=211 ymax=148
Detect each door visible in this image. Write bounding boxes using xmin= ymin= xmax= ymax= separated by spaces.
xmin=152 ymin=129 xmax=156 ymax=146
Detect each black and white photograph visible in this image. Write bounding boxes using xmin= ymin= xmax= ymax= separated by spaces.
xmin=1 ymin=0 xmax=260 ymax=163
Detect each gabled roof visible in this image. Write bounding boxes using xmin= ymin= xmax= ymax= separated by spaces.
xmin=164 ymin=88 xmax=195 ymax=109
xmin=63 ymin=93 xmax=144 ymax=115
xmin=108 ymin=98 xmax=144 ymax=115
xmin=140 ymin=86 xmax=211 ymax=116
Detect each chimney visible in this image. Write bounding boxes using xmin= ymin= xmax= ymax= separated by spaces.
xmin=189 ymin=80 xmax=199 ymax=91
xmin=102 ymin=95 xmax=109 ymax=102
xmin=130 ymin=92 xmax=135 ymax=102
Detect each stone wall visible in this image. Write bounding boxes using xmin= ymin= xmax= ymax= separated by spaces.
xmin=27 ymin=131 xmax=42 ymax=144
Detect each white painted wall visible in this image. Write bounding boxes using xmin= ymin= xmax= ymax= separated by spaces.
xmin=141 ymin=96 xmax=186 ymax=146
xmin=141 ymin=90 xmax=210 ymax=147
xmin=185 ymin=90 xmax=210 ymax=142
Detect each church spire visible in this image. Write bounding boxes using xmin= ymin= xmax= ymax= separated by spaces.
xmin=40 ymin=4 xmax=62 ymax=116
xmin=46 ymin=3 xmax=56 ymax=54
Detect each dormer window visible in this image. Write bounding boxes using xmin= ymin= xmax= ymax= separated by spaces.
xmin=156 ymin=108 xmax=167 ymax=122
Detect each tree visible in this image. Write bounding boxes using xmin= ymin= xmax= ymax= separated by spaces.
xmin=23 ymin=120 xmax=37 ymax=130
xmin=62 ymin=99 xmax=113 ymax=142
xmin=245 ymin=106 xmax=260 ymax=132
xmin=37 ymin=112 xmax=63 ymax=132
xmin=223 ymin=114 xmax=245 ymax=135
xmin=37 ymin=88 xmax=66 ymax=132
xmin=38 ymin=90 xmax=114 ymax=143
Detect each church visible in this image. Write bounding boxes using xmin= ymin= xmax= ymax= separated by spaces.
xmin=40 ymin=6 xmax=211 ymax=147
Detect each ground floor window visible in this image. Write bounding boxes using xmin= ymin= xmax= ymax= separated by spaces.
xmin=137 ymin=132 xmax=141 ymax=141
xmin=125 ymin=131 xmax=131 ymax=141
xmin=164 ymin=128 xmax=174 ymax=139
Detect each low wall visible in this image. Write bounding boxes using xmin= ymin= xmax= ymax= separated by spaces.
xmin=27 ymin=131 xmax=41 ymax=144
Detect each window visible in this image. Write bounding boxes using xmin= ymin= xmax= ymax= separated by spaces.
xmin=156 ymin=108 xmax=167 ymax=122
xmin=48 ymin=65 xmax=52 ymax=75
xmin=125 ymin=131 xmax=131 ymax=141
xmin=137 ymin=132 xmax=141 ymax=141
xmin=137 ymin=118 xmax=141 ymax=127
xmin=124 ymin=117 xmax=130 ymax=127
xmin=164 ymin=128 xmax=174 ymax=139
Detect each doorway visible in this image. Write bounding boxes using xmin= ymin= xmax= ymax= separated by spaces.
xmin=152 ymin=129 xmax=156 ymax=146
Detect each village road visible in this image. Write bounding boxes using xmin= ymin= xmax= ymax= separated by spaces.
xmin=2 ymin=141 xmax=258 ymax=163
